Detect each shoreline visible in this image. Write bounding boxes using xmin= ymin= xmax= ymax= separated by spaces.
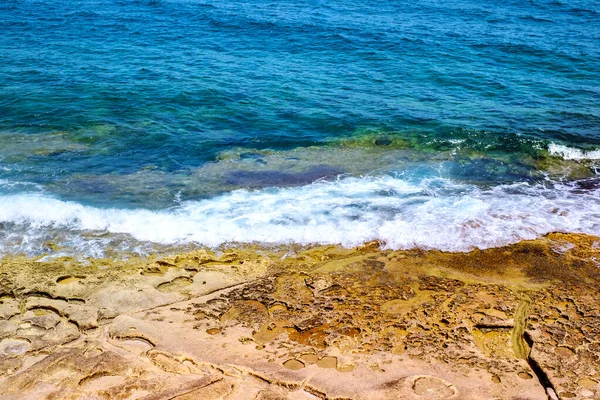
xmin=1 ymin=232 xmax=599 ymax=399
xmin=2 ymin=170 xmax=600 ymax=258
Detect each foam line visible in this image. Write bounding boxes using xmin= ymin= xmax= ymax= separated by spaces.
xmin=548 ymin=143 xmax=600 ymax=160
xmin=0 ymin=176 xmax=598 ymax=255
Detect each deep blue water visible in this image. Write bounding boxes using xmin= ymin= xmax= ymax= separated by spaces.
xmin=0 ymin=0 xmax=599 ymax=256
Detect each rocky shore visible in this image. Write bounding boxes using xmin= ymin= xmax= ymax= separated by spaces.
xmin=1 ymin=232 xmax=600 ymax=399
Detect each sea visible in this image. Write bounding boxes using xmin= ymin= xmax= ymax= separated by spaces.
xmin=0 ymin=0 xmax=599 ymax=258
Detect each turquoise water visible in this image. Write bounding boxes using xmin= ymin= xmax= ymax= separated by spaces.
xmin=0 ymin=0 xmax=599 ymax=256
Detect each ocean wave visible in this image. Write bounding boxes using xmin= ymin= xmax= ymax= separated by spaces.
xmin=0 ymin=176 xmax=598 ymax=256
xmin=548 ymin=143 xmax=600 ymax=160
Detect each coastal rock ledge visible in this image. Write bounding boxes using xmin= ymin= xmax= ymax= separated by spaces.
xmin=1 ymin=232 xmax=600 ymax=400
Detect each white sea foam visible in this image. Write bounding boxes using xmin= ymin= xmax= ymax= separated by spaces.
xmin=548 ymin=143 xmax=600 ymax=160
xmin=0 ymin=176 xmax=599 ymax=256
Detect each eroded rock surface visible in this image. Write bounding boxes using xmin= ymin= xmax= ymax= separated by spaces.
xmin=0 ymin=233 xmax=599 ymax=399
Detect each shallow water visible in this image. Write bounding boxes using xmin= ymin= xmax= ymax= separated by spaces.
xmin=0 ymin=0 xmax=599 ymax=256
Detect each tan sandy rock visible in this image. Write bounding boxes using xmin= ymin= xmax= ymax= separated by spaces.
xmin=0 ymin=233 xmax=599 ymax=399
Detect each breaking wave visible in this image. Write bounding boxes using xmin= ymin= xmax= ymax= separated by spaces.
xmin=1 ymin=175 xmax=599 ymax=256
